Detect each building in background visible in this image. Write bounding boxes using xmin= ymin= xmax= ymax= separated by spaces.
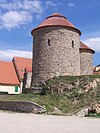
xmin=93 ymin=64 xmax=100 ymax=75
xmin=80 ymin=41 xmax=95 ymax=75
xmin=0 ymin=61 xmax=20 ymax=94
xmin=0 ymin=12 xmax=96 ymax=94
xmin=12 ymin=57 xmax=32 ymax=90
xmin=23 ymin=67 xmax=32 ymax=89
xmin=0 ymin=57 xmax=32 ymax=94
xmin=31 ymin=12 xmax=95 ymax=85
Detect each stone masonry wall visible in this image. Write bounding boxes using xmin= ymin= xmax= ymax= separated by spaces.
xmin=0 ymin=101 xmax=46 ymax=113
xmin=80 ymin=49 xmax=93 ymax=75
xmin=32 ymin=26 xmax=80 ymax=85
xmin=24 ymin=72 xmax=32 ymax=88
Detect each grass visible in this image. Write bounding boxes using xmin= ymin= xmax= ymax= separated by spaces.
xmin=86 ymin=113 xmax=100 ymax=118
xmin=45 ymin=76 xmax=78 ymax=85
xmin=0 ymin=93 xmax=82 ymax=113
xmin=0 ymin=75 xmax=100 ymax=115
xmin=0 ymin=92 xmax=96 ymax=114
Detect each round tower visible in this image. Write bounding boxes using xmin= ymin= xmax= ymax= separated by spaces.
xmin=80 ymin=41 xmax=95 ymax=75
xmin=31 ymin=12 xmax=81 ymax=85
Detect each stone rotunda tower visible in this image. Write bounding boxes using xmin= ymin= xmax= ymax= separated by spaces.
xmin=80 ymin=41 xmax=95 ymax=75
xmin=31 ymin=12 xmax=81 ymax=85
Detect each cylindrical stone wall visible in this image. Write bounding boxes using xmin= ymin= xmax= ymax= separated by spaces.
xmin=80 ymin=49 xmax=93 ymax=75
xmin=32 ymin=26 xmax=80 ymax=85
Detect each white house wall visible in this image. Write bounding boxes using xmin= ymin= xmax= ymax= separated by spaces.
xmin=0 ymin=85 xmax=21 ymax=94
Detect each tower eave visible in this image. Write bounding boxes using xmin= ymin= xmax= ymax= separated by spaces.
xmin=31 ymin=25 xmax=81 ymax=36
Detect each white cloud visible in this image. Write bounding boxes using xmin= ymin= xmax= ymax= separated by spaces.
xmin=0 ymin=0 xmax=57 ymax=30
xmin=23 ymin=0 xmax=43 ymax=14
xmin=0 ymin=11 xmax=32 ymax=30
xmin=0 ymin=49 xmax=32 ymax=61
xmin=83 ymin=37 xmax=100 ymax=52
xmin=0 ymin=0 xmax=43 ymax=13
xmin=68 ymin=2 xmax=75 ymax=8
xmin=45 ymin=1 xmax=57 ymax=10
xmin=0 ymin=2 xmax=18 ymax=10
xmin=0 ymin=0 xmax=43 ymax=30
xmin=45 ymin=1 xmax=56 ymax=7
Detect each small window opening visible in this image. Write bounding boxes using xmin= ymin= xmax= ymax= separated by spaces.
xmin=15 ymin=86 xmax=18 ymax=92
xmin=60 ymin=32 xmax=64 ymax=35
xmin=72 ymin=40 xmax=74 ymax=48
xmin=48 ymin=39 xmax=51 ymax=46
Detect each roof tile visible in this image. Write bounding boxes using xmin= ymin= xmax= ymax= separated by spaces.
xmin=25 ymin=67 xmax=32 ymax=73
xmin=0 ymin=61 xmax=20 ymax=85
xmin=80 ymin=41 xmax=95 ymax=53
xmin=13 ymin=57 xmax=32 ymax=80
xmin=31 ymin=12 xmax=81 ymax=35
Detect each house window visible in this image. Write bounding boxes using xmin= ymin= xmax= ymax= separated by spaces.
xmin=48 ymin=39 xmax=51 ymax=46
xmin=15 ymin=86 xmax=18 ymax=92
xmin=72 ymin=40 xmax=74 ymax=48
xmin=0 ymin=92 xmax=8 ymax=94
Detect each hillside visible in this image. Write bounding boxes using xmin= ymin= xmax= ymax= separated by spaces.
xmin=0 ymin=75 xmax=100 ymax=115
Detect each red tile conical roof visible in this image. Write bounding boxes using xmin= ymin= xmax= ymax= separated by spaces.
xmin=80 ymin=41 xmax=95 ymax=53
xmin=31 ymin=12 xmax=81 ymax=35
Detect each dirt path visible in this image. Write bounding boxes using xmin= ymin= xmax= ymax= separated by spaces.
xmin=0 ymin=112 xmax=100 ymax=133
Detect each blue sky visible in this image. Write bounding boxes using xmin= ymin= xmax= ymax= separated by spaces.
xmin=0 ymin=0 xmax=100 ymax=66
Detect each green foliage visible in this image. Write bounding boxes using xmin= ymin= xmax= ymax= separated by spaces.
xmin=46 ymin=76 xmax=78 ymax=85
xmin=0 ymin=75 xmax=100 ymax=115
xmin=86 ymin=113 xmax=100 ymax=118
xmin=88 ymin=75 xmax=100 ymax=78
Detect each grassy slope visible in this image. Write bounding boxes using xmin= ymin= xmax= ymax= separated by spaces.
xmin=0 ymin=75 xmax=100 ymax=115
xmin=0 ymin=93 xmax=84 ymax=113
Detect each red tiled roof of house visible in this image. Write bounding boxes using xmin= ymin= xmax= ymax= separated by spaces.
xmin=80 ymin=41 xmax=95 ymax=53
xmin=0 ymin=61 xmax=20 ymax=85
xmin=31 ymin=12 xmax=81 ymax=35
xmin=12 ymin=57 xmax=32 ymax=80
xmin=25 ymin=67 xmax=32 ymax=73
xmin=93 ymin=71 xmax=100 ymax=75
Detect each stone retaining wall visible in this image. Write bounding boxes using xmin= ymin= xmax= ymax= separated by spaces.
xmin=0 ymin=101 xmax=46 ymax=113
xmin=25 ymin=87 xmax=43 ymax=94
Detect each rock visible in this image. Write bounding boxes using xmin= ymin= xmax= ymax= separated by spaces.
xmin=92 ymin=103 xmax=100 ymax=114
xmin=0 ymin=101 xmax=46 ymax=113
xmin=77 ymin=108 xmax=89 ymax=117
xmin=84 ymin=80 xmax=97 ymax=92
xmin=73 ymin=99 xmax=79 ymax=104
xmin=50 ymin=107 xmax=64 ymax=115
xmin=50 ymin=85 xmax=59 ymax=94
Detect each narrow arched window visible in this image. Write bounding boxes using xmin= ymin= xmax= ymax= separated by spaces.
xmin=48 ymin=39 xmax=51 ymax=46
xmin=72 ymin=40 xmax=74 ymax=48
